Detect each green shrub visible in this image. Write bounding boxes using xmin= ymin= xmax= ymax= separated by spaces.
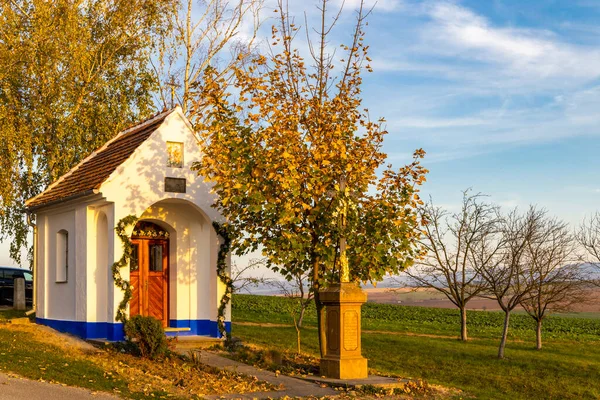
xmin=123 ymin=315 xmax=168 ymax=359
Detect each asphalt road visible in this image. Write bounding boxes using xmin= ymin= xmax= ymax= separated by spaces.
xmin=0 ymin=372 xmax=120 ymax=399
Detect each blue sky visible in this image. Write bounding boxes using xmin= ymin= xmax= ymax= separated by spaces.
xmin=332 ymin=0 xmax=600 ymax=222
xmin=3 ymin=0 xmax=600 ymax=267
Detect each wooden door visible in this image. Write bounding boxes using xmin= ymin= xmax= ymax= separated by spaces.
xmin=129 ymin=238 xmax=169 ymax=327
xmin=129 ymin=240 xmax=142 ymax=317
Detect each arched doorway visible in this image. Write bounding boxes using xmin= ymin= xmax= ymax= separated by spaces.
xmin=130 ymin=221 xmax=170 ymax=327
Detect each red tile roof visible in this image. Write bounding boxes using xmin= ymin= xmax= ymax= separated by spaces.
xmin=26 ymin=108 xmax=176 ymax=210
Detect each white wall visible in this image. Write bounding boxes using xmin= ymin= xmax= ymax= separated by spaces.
xmin=83 ymin=203 xmax=115 ymax=324
xmin=87 ymin=210 xmax=108 ymax=322
xmin=139 ymin=200 xmax=217 ymax=322
xmin=35 ymin=197 xmax=115 ymax=324
xmin=99 ymin=109 xmax=228 ymax=325
xmin=36 ymin=215 xmax=46 ymax=319
xmin=100 ymin=110 xmax=222 ymax=223
xmin=34 ymin=108 xmax=229 ymax=328
xmin=40 ymin=208 xmax=77 ymax=321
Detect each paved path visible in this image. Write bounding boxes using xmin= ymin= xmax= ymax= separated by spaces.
xmin=0 ymin=372 xmax=119 ymax=400
xmin=185 ymin=350 xmax=338 ymax=399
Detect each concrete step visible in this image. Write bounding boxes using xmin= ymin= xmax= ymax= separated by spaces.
xmin=164 ymin=327 xmax=191 ymax=333
xmin=174 ymin=336 xmax=223 ymax=350
xmin=298 ymin=374 xmax=409 ymax=389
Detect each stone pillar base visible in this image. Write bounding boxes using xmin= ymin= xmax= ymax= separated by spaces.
xmin=319 ymin=282 xmax=368 ymax=380
xmin=13 ymin=278 xmax=26 ymax=311
xmin=321 ymin=356 xmax=368 ymax=380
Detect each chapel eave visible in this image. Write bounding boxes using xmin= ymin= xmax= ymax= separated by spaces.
xmin=24 ymin=189 xmax=101 ymax=213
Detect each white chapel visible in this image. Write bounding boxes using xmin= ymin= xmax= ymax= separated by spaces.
xmin=25 ymin=107 xmax=230 ymax=341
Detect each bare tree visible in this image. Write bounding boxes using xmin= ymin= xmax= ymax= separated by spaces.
xmin=576 ymin=212 xmax=600 ymax=286
xmin=520 ymin=215 xmax=586 ymax=350
xmin=405 ymin=191 xmax=501 ymax=341
xmin=478 ymin=206 xmax=541 ymax=359
xmin=153 ymin=0 xmax=263 ymax=116
xmin=287 ymin=270 xmax=313 ymax=328
xmin=270 ymin=275 xmax=313 ymax=354
xmin=231 ymin=257 xmax=272 ymax=293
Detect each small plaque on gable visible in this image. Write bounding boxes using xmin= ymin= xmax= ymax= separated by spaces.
xmin=165 ymin=177 xmax=186 ymax=193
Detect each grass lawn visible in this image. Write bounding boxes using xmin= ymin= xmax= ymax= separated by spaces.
xmin=232 ymin=294 xmax=600 ymax=400
xmin=0 ymin=308 xmax=31 ymax=321
xmin=0 ymin=323 xmax=139 ymax=397
xmin=0 ymin=311 xmax=273 ymax=399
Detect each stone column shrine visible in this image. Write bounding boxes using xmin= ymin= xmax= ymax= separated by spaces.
xmin=319 ymin=282 xmax=368 ymax=379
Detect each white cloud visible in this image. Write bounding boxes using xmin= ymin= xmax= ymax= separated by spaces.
xmin=386 ymin=146 xmax=492 ymax=164
xmin=497 ymin=198 xmax=522 ymax=209
xmin=564 ymin=86 xmax=600 ymax=125
xmin=338 ymin=0 xmax=404 ymax=12
xmin=423 ymin=2 xmax=600 ymax=82
xmin=389 ymin=116 xmax=490 ymax=129
xmin=371 ymin=1 xmax=600 ymax=93
xmin=357 ymin=1 xmax=600 ymax=163
xmin=378 ymin=81 xmax=600 ymax=165
xmin=239 ymin=1 xmax=600 ymax=164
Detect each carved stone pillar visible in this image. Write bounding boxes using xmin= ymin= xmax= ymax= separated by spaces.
xmin=319 ymin=282 xmax=368 ymax=379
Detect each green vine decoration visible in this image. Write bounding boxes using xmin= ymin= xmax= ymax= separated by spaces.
xmin=112 ymin=214 xmax=138 ymax=323
xmin=213 ymin=221 xmax=233 ymax=339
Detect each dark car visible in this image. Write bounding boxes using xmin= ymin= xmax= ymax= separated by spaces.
xmin=0 ymin=267 xmax=33 ymax=306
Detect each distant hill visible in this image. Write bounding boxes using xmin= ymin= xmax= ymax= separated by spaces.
xmin=237 ymin=275 xmax=408 ymax=296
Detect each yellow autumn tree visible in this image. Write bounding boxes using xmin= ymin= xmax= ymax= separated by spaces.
xmin=191 ymin=0 xmax=427 ymax=356
xmin=0 ymin=0 xmax=173 ymax=263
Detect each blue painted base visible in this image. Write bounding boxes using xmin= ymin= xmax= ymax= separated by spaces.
xmin=36 ymin=318 xmax=231 ymax=341
xmin=168 ymin=319 xmax=231 ymax=338
xmin=36 ymin=318 xmax=124 ymax=341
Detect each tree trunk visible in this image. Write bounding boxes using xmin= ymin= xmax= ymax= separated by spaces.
xmin=460 ymin=307 xmax=468 ymax=341
xmin=294 ymin=319 xmax=301 ymax=354
xmin=536 ymin=319 xmax=542 ymax=350
xmin=298 ymin=304 xmax=306 ymax=328
xmin=498 ymin=311 xmax=510 ymax=359
xmin=312 ymin=252 xmax=326 ymax=358
xmin=314 ymin=290 xmax=327 ymax=358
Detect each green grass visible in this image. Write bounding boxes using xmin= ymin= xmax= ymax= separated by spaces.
xmin=233 ymin=294 xmax=600 ymax=341
xmin=232 ymin=294 xmax=600 ymax=399
xmin=0 ymin=324 xmax=160 ymax=399
xmin=0 ymin=308 xmax=30 ymax=321
xmin=0 ymin=317 xmax=273 ymax=399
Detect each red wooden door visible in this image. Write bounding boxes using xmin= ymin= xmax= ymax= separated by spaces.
xmin=129 ymin=238 xmax=169 ymax=327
